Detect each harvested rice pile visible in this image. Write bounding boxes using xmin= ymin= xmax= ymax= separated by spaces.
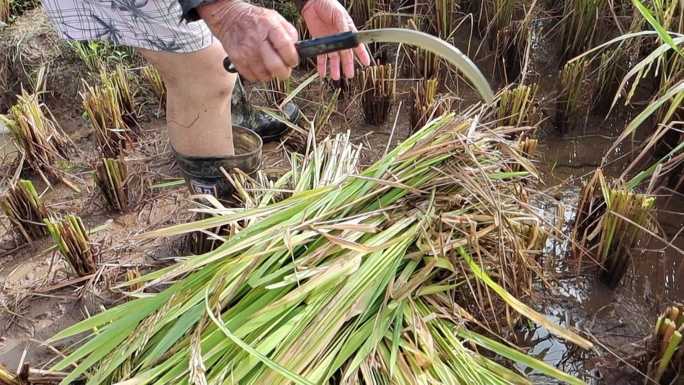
xmin=49 ymin=111 xmax=591 ymax=385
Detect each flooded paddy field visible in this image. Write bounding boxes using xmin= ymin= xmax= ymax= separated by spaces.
xmin=0 ymin=1 xmax=682 ymax=384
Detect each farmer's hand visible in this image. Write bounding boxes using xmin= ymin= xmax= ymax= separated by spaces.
xmin=301 ymin=0 xmax=371 ymax=80
xmin=199 ymin=0 xmax=299 ymax=81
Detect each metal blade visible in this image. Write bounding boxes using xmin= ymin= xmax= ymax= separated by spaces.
xmin=356 ymin=29 xmax=494 ymax=102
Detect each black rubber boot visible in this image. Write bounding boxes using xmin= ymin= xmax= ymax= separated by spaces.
xmin=231 ymin=78 xmax=300 ymax=142
xmin=174 ymin=126 xmax=263 ymax=201
xmin=175 ymin=126 xmax=262 ymax=255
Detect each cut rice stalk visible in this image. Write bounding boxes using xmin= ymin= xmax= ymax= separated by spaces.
xmin=81 ymin=80 xmax=131 ymax=157
xmin=0 ymin=0 xmax=9 ymax=22
xmin=0 ymin=90 xmax=70 ymax=181
xmin=0 ymin=179 xmax=49 ymax=243
xmin=645 ymin=305 xmax=684 ymax=384
xmin=0 ymin=364 xmax=19 ymax=385
xmin=45 ymin=214 xmax=97 ymax=277
xmin=556 ymin=58 xmax=591 ymax=132
xmin=94 ymin=157 xmax=129 ymax=212
xmin=412 ymin=46 xmax=442 ymax=79
xmin=497 ymin=84 xmax=540 ymax=127
xmin=101 ymin=65 xmax=138 ymax=127
xmin=141 ymin=65 xmax=166 ymax=104
xmin=572 ymin=169 xmax=655 ymax=286
xmin=358 ymin=64 xmax=396 ymax=125
xmin=410 ymin=78 xmax=452 ymax=133
xmin=434 ymin=0 xmax=458 ymax=41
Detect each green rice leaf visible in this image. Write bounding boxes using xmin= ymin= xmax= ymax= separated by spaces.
xmin=459 ymin=247 xmax=593 ymax=349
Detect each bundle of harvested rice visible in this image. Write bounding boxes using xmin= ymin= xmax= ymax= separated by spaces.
xmin=48 ymin=112 xmax=591 ymax=385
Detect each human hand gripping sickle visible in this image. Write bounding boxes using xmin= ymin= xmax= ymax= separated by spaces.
xmin=198 ymin=0 xmax=372 ymax=82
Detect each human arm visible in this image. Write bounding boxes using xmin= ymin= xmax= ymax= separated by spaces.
xmin=182 ymin=0 xmax=370 ymax=81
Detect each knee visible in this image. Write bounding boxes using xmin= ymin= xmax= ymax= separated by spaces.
xmin=166 ymin=70 xmax=235 ymax=102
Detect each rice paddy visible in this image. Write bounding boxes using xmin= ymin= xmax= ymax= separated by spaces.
xmin=0 ymin=1 xmax=683 ymax=384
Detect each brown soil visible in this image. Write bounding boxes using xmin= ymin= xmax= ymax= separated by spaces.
xmin=0 ymin=5 xmax=682 ymax=385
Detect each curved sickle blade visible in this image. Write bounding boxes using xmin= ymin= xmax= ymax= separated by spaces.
xmin=358 ymin=29 xmax=494 ymax=103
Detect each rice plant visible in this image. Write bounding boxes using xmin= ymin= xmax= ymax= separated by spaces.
xmin=560 ymin=0 xmax=608 ymax=60
xmin=497 ymin=83 xmax=539 ymax=127
xmin=411 ymin=46 xmax=442 ymax=79
xmin=102 ymin=65 xmax=138 ymax=126
xmin=0 ymin=90 xmax=69 ymax=181
xmin=45 ymin=214 xmax=97 ymax=277
xmin=267 ymin=78 xmax=291 ymax=106
xmin=555 ymin=58 xmax=590 ymax=132
xmin=69 ymin=41 xmax=135 ymax=72
xmin=594 ymin=47 xmax=628 ymax=108
xmin=141 ymin=65 xmax=166 ymax=104
xmin=358 ymin=64 xmax=396 ymax=125
xmin=572 ymin=170 xmax=655 ymax=287
xmin=46 ymin=112 xmax=591 ymax=385
xmin=0 ymin=0 xmax=10 ymax=24
xmin=513 ymin=137 xmax=539 ymax=172
xmin=0 ymin=179 xmax=49 ymax=243
xmin=410 ymin=78 xmax=452 ymax=132
xmin=367 ymin=12 xmax=394 ymax=62
xmin=94 ymin=157 xmax=129 ymax=212
xmin=645 ymin=305 xmax=684 ymax=384
xmin=434 ymin=0 xmax=458 ymax=41
xmin=349 ymin=0 xmax=377 ymax=27
xmin=584 ymin=1 xmax=683 ymax=185
xmin=81 ymin=79 xmax=131 ymax=157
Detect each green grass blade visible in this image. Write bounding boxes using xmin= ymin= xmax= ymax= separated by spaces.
xmin=459 ymin=247 xmax=593 ymax=349
xmin=458 ymin=329 xmax=586 ymax=385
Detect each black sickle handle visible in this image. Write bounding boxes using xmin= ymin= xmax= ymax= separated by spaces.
xmin=223 ymin=31 xmax=360 ymax=73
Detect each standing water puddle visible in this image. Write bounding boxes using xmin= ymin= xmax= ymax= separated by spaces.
xmin=517 ymin=129 xmax=684 ymax=384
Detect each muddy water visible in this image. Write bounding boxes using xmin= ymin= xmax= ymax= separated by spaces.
xmin=521 ymin=125 xmax=684 ymax=384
